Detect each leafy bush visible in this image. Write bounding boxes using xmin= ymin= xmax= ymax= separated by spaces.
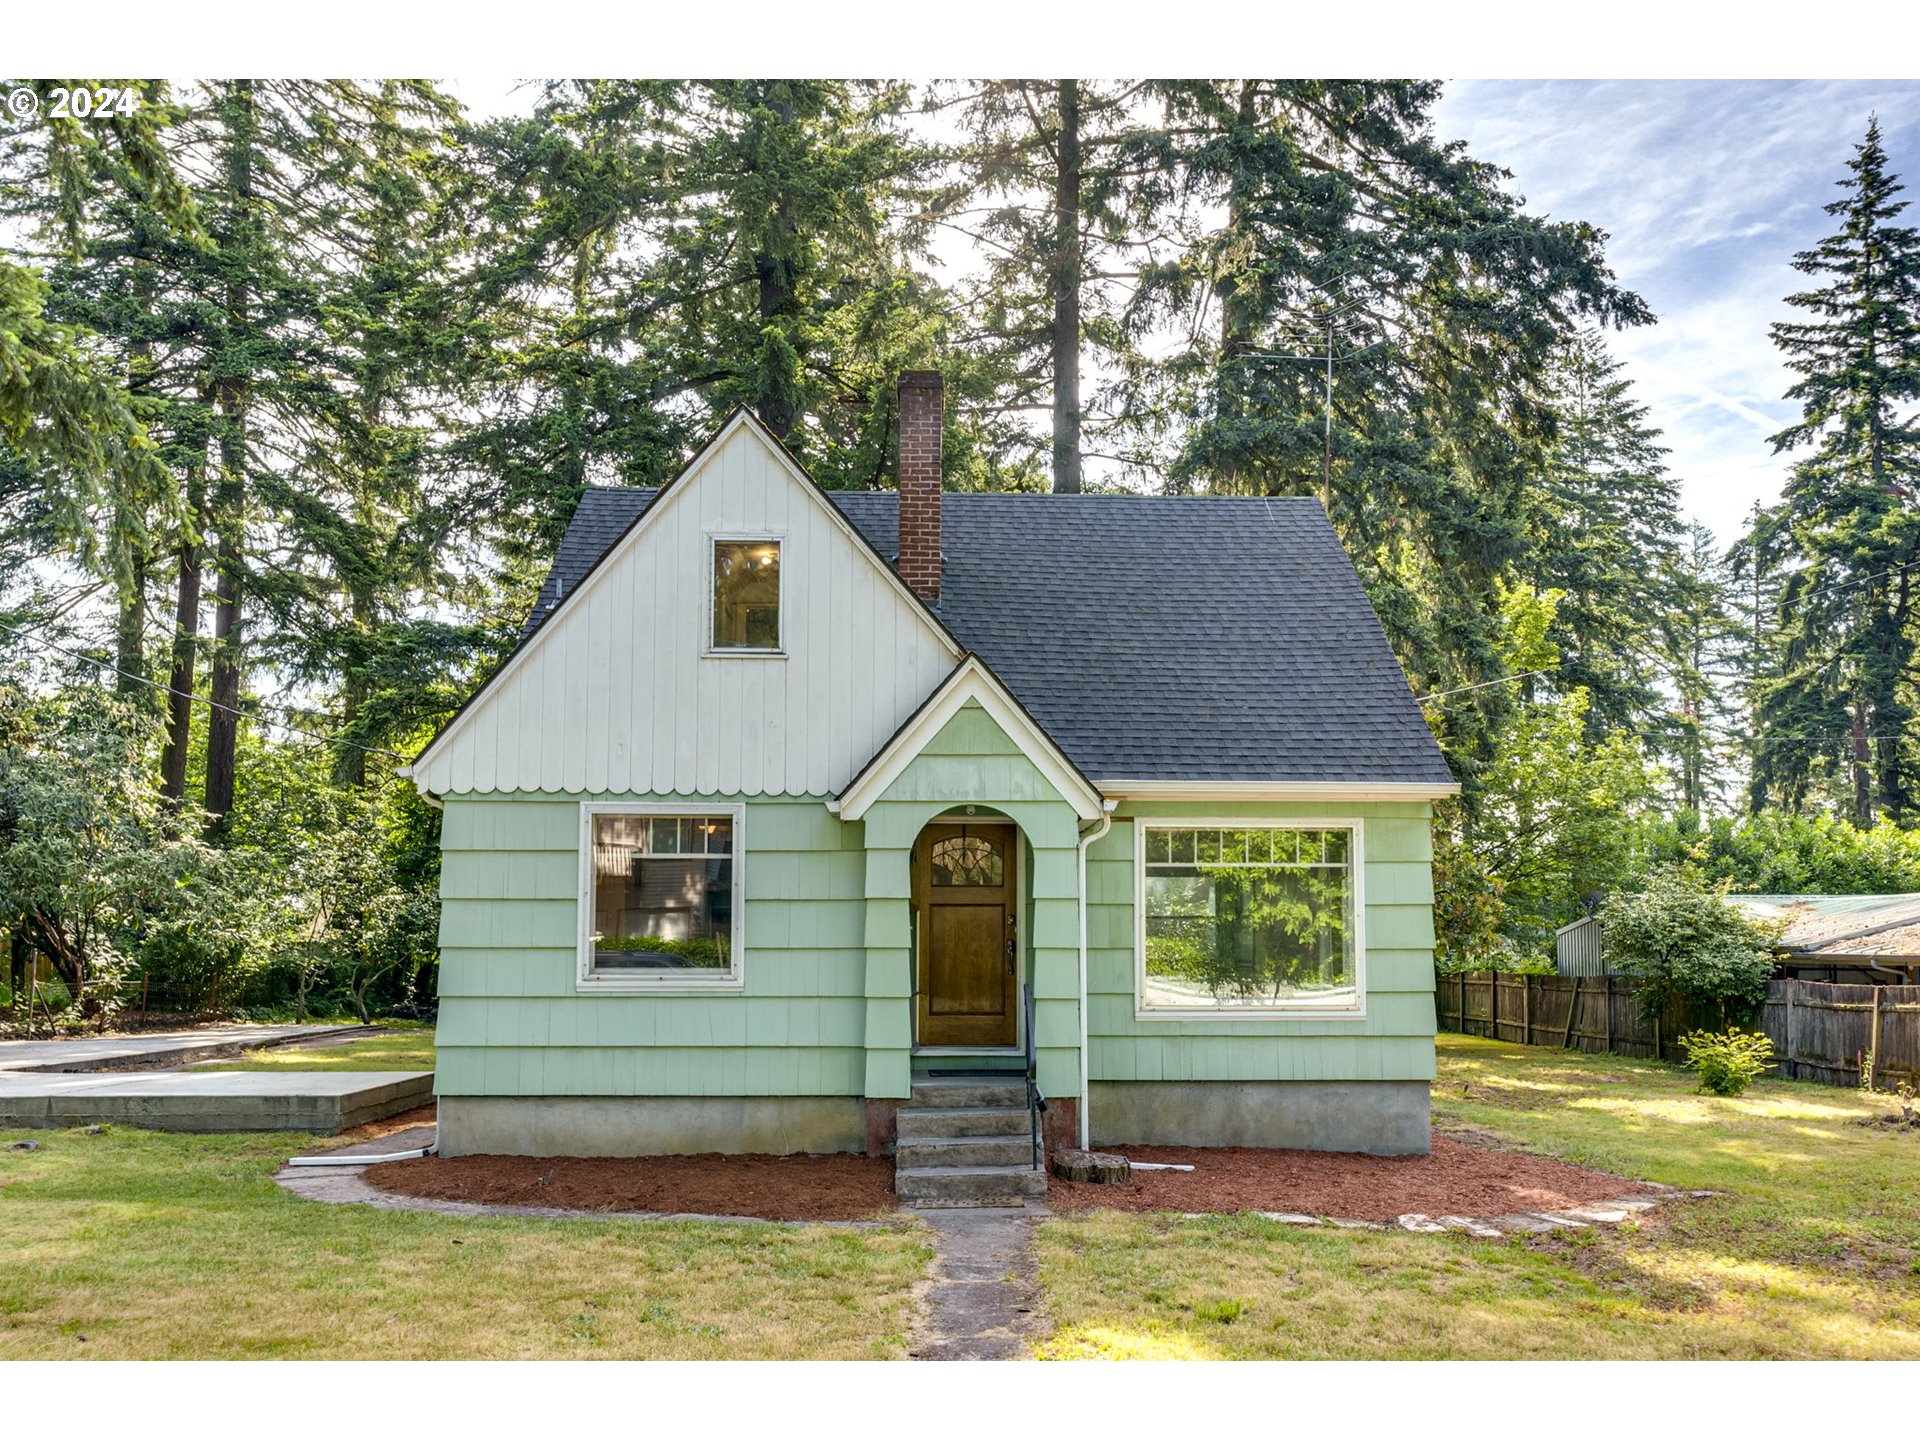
xmin=1678 ymin=1028 xmax=1774 ymax=1096
xmin=596 ymin=935 xmax=728 ymax=967
xmin=1598 ymin=870 xmax=1782 ymax=1024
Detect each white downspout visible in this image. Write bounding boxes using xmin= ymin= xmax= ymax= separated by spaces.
xmin=1076 ymin=800 xmax=1117 ymax=1149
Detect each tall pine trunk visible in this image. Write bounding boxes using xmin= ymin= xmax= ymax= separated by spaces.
xmin=204 ymin=82 xmax=255 ymax=835
xmin=1851 ymin=702 xmax=1874 ymax=827
xmin=114 ymin=231 xmax=156 ymax=705
xmin=1210 ymin=82 xmax=1261 ymax=495
xmin=753 ymin=85 xmax=802 ymax=440
xmin=158 ymin=443 xmax=208 ymax=805
xmin=1050 ymin=79 xmax=1082 ymax=494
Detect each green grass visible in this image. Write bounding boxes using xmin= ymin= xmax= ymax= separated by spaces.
xmin=197 ymin=1027 xmax=437 ymax=1073
xmin=0 ymin=1125 xmax=929 ymax=1359
xmin=1035 ymin=1033 xmax=1920 ymax=1359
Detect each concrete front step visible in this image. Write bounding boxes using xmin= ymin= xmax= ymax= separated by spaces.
xmin=895 ymin=1162 xmax=1049 ymax=1204
xmin=896 ymin=1134 xmax=1038 ymax=1170
xmin=896 ymin=1105 xmax=1033 ymax=1141
xmin=908 ymin=1076 xmax=1027 ymax=1109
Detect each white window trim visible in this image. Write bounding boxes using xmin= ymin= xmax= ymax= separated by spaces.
xmin=703 ymin=532 xmax=786 ymax=658
xmin=1133 ymin=816 xmax=1367 ymax=1021
xmin=577 ymin=801 xmax=747 ymax=993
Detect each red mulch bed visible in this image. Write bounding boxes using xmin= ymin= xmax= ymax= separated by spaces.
xmin=365 ymin=1151 xmax=898 ymax=1222
xmin=1048 ymin=1135 xmax=1652 ymax=1222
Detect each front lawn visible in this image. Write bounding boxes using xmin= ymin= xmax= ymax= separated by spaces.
xmin=0 ymin=1126 xmax=928 ymax=1359
xmin=1035 ymin=1033 xmax=1920 ymax=1359
xmin=197 ymin=1026 xmax=437 ymax=1073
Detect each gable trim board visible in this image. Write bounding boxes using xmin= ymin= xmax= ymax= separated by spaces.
xmin=832 ymin=653 xmax=1106 ymax=823
xmin=405 ymin=409 xmax=964 ymax=794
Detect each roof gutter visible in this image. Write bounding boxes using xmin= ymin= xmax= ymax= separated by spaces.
xmin=1077 ymin=799 xmax=1118 ymax=1149
xmin=1098 ymin=780 xmax=1459 ymax=802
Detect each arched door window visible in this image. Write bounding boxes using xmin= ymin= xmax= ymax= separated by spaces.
xmin=928 ymin=834 xmax=1004 ymax=887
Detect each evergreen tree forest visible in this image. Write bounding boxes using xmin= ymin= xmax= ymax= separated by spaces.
xmin=3 ymin=80 xmax=1918 ymax=1015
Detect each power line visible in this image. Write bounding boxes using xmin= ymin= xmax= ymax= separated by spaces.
xmin=0 ymin=617 xmax=408 ymax=760
xmin=1775 ymin=556 xmax=1920 ymax=615
xmin=1417 ymin=669 xmax=1555 ymax=705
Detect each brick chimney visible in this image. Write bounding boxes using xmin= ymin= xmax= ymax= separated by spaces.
xmin=897 ymin=370 xmax=944 ymax=603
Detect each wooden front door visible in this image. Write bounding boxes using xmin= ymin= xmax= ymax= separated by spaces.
xmin=914 ymin=822 xmax=1018 ymax=1047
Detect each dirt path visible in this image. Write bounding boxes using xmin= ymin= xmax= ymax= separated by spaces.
xmin=908 ymin=1204 xmax=1048 ymax=1361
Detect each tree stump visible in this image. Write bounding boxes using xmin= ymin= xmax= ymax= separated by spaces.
xmin=1049 ymin=1148 xmax=1130 ymax=1183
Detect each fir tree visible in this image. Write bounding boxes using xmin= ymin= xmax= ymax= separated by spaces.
xmin=1530 ymin=328 xmax=1684 ymax=736
xmin=1756 ymin=117 xmax=1920 ymax=824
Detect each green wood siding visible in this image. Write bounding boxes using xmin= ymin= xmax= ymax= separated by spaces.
xmin=435 ymin=791 xmax=870 ymax=1097
xmin=434 ymin=756 xmax=1438 ymax=1102
xmin=1085 ymin=801 xmax=1437 ymax=1085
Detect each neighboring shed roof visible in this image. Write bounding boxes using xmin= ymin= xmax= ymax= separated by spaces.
xmin=521 ymin=484 xmax=1456 ymax=788
xmin=1728 ymin=894 xmax=1920 ymax=957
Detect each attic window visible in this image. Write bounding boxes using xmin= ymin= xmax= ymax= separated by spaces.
xmin=711 ymin=539 xmax=781 ymax=652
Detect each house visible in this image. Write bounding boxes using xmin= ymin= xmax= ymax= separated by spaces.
xmin=403 ymin=371 xmax=1457 ymax=1186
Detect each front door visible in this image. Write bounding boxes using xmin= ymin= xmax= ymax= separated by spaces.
xmin=914 ymin=821 xmax=1018 ymax=1047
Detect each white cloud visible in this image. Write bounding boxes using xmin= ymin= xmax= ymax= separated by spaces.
xmin=1435 ymin=79 xmax=1920 ymax=544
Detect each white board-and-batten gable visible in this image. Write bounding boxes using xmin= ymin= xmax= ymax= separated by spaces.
xmin=409 ymin=411 xmax=962 ymax=798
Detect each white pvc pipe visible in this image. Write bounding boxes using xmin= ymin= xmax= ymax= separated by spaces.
xmin=1076 ymin=801 xmax=1117 ymax=1148
xmin=286 ymin=1144 xmax=437 ymax=1168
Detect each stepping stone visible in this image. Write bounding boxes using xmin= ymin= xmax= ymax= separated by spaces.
xmin=1437 ymin=1215 xmax=1504 ymax=1238
xmin=1608 ymin=1196 xmax=1658 ymax=1211
xmin=1560 ymin=1205 xmax=1632 ymax=1224
xmin=1326 ymin=1217 xmax=1386 ymax=1231
xmin=1254 ymin=1211 xmax=1321 ymax=1226
xmin=1396 ymin=1213 xmax=1449 ymax=1233
xmin=1531 ymin=1211 xmax=1590 ymax=1228
xmin=1490 ymin=1213 xmax=1561 ymax=1233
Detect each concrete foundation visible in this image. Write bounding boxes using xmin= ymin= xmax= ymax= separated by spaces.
xmin=1087 ymin=1079 xmax=1431 ymax=1156
xmin=437 ymin=1095 xmax=868 ymax=1158
xmin=0 ymin=1070 xmax=432 ymax=1134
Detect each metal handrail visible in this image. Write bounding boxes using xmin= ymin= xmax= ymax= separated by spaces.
xmin=1022 ymin=981 xmax=1046 ymax=1170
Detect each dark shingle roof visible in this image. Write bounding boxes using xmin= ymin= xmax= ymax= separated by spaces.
xmin=521 ymin=486 xmax=1454 ymax=787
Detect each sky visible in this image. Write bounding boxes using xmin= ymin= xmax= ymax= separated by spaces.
xmin=1433 ymin=79 xmax=1920 ymax=544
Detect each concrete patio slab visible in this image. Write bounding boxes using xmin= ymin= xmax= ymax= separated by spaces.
xmin=0 ymin=1069 xmax=433 ymax=1134
xmin=0 ymin=1024 xmax=364 ymax=1074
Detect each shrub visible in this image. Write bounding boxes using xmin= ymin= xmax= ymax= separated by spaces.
xmin=596 ymin=935 xmax=728 ymax=967
xmin=1678 ymin=1028 xmax=1774 ymax=1096
xmin=1598 ymin=870 xmax=1782 ymax=1024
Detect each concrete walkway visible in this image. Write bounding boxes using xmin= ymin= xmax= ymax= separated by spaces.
xmin=908 ymin=1204 xmax=1048 ymax=1361
xmin=273 ymin=1154 xmax=892 ymax=1228
xmin=0 ymin=1024 xmax=362 ymax=1073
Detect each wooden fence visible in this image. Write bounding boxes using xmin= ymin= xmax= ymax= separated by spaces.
xmin=1437 ymin=973 xmax=1920 ymax=1089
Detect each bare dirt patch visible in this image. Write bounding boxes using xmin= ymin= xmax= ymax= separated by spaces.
xmin=330 ymin=1104 xmax=437 ymax=1146
xmin=365 ymin=1151 xmax=898 ymax=1222
xmin=1048 ymin=1135 xmax=1652 ymax=1221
